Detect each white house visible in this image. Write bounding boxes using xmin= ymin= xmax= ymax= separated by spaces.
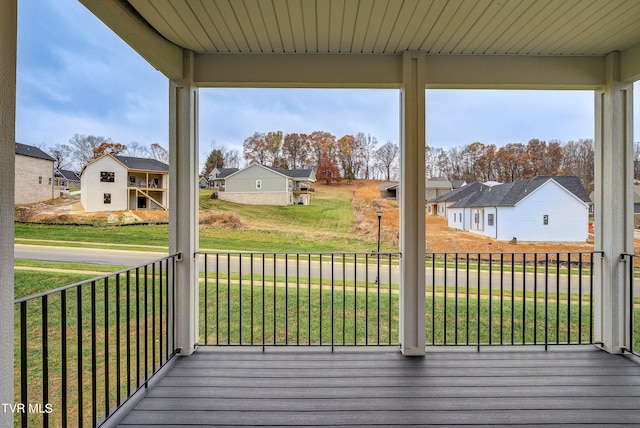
xmin=446 ymin=176 xmax=591 ymax=242
xmin=80 ymin=154 xmax=169 ymax=212
xmin=220 ymin=163 xmax=316 ymax=206
xmin=14 ymin=142 xmax=55 ymax=204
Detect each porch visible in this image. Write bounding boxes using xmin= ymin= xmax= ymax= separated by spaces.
xmin=12 ymin=250 xmax=640 ymax=427
xmin=116 ymin=346 xmax=640 ymax=427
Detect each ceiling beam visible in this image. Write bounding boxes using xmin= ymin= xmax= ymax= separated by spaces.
xmin=621 ymin=42 xmax=640 ymax=83
xmin=425 ymin=55 xmax=605 ymax=89
xmin=194 ymin=54 xmax=402 ymax=88
xmin=79 ymin=0 xmax=183 ymax=80
xmin=193 ymin=53 xmax=606 ymax=89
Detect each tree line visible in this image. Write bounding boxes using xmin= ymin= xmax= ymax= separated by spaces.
xmin=44 ymin=134 xmax=169 ymax=171
xmin=427 ymin=138 xmax=596 ymax=192
xmin=203 ymin=131 xmax=400 ymax=184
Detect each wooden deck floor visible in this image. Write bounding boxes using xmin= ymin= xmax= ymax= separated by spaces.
xmin=116 ymin=346 xmax=640 ymax=427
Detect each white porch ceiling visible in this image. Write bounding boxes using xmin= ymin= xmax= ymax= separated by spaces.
xmin=127 ymin=0 xmax=640 ymax=56
xmin=79 ymin=0 xmax=640 ymax=85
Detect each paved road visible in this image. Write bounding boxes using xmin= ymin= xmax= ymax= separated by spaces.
xmin=16 ymin=245 xmax=640 ymax=296
xmin=15 ymin=244 xmax=168 ymax=266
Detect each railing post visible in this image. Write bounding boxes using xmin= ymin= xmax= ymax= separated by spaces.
xmin=593 ymin=52 xmax=634 ymax=354
xmin=0 ymin=2 xmax=17 ymax=425
xmin=399 ymin=51 xmax=426 ymax=356
xmin=169 ymin=49 xmax=199 ymax=356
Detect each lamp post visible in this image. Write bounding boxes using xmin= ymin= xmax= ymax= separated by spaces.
xmin=377 ymin=210 xmax=383 ymax=253
xmin=376 ymin=210 xmax=382 ymax=286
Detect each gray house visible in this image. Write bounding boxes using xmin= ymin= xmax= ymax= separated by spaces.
xmin=206 ymin=167 xmax=239 ymax=190
xmin=220 ymin=163 xmax=316 ymax=206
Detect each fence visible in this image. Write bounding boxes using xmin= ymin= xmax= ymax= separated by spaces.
xmin=198 ymin=251 xmax=598 ymax=349
xmin=14 ymin=254 xmax=179 ymax=428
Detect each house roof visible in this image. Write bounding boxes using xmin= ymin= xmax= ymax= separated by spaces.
xmin=15 ymin=142 xmax=54 ymax=162
xmin=114 ymin=155 xmax=169 ymax=172
xmin=56 ymin=169 xmax=81 ymax=181
xmin=425 ymin=178 xmax=452 ymax=190
xmin=208 ymin=168 xmax=239 ymax=179
xmin=449 ymin=176 xmax=591 ymax=208
xmin=225 ymin=164 xmax=316 ymax=182
xmin=428 ymin=182 xmax=490 ymax=204
xmin=380 ymin=182 xmax=399 ymax=191
xmin=262 ymin=165 xmax=316 ymax=181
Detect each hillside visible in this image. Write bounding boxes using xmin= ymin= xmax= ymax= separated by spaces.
xmin=16 ymin=180 xmax=598 ymax=253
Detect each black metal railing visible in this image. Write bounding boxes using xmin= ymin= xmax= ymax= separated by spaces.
xmin=621 ymin=253 xmax=640 ymax=357
xmin=199 ymin=251 xmax=598 ymax=350
xmin=14 ymin=254 xmax=179 ymax=428
xmin=198 ymin=251 xmax=401 ymax=348
xmin=426 ymin=252 xmax=598 ymax=348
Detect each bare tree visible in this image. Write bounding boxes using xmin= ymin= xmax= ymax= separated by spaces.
xmin=356 ymin=132 xmax=378 ymax=179
xmin=125 ymin=141 xmax=149 ymax=158
xmin=222 ymin=147 xmax=241 ymax=168
xmin=47 ymin=143 xmax=73 ymax=171
xmin=375 ymin=141 xmax=399 ymax=181
xmin=149 ymin=143 xmax=169 ymax=164
xmin=69 ymin=134 xmax=111 ymax=168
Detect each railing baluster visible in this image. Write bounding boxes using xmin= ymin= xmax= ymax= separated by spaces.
xmin=42 ymin=295 xmax=49 ymax=428
xmin=20 ymin=301 xmax=28 ymax=428
xmin=204 ymin=253 xmax=208 ymax=345
xmin=61 ymin=289 xmax=68 ymax=427
xmin=104 ymin=277 xmax=110 ymax=418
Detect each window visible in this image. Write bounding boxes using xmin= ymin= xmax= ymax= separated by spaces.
xmin=454 ymin=213 xmax=457 ymax=222
xmin=48 ymin=177 xmax=52 ymax=185
xmin=100 ymin=171 xmax=115 ymax=182
xmin=474 ymin=213 xmax=479 ymax=224
xmin=488 ymin=213 xmax=494 ymax=226
xmin=103 ymin=193 xmax=111 ymax=204
xmin=256 ymin=179 xmax=262 ymax=190
xmin=38 ymin=176 xmax=42 ymax=184
xmin=543 ymin=215 xmax=549 ymax=225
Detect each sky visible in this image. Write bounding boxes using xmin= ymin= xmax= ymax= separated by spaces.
xmin=15 ymin=0 xmax=640 ymax=171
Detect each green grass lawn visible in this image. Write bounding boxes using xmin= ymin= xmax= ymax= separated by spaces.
xmin=15 ymin=187 xmax=395 ymax=253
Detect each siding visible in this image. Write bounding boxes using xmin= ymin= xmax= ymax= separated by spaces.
xmin=14 ymin=154 xmax=54 ymax=204
xmin=496 ymin=181 xmax=588 ymax=242
xmin=81 ymin=157 xmax=128 ymax=212
xmin=224 ymin=164 xmax=293 ymax=205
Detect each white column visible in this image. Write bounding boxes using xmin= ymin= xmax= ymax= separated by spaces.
xmin=0 ymin=1 xmax=16 ymax=424
xmin=169 ymin=50 xmax=199 ymax=356
xmin=594 ymin=52 xmax=634 ymax=354
xmin=399 ymin=52 xmax=426 ymax=356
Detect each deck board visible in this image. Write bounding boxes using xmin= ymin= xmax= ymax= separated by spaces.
xmin=117 ymin=347 xmax=640 ymax=426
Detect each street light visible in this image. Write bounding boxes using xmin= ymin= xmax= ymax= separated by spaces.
xmin=375 ymin=210 xmax=382 ymax=286
xmin=377 ymin=210 xmax=383 ymax=253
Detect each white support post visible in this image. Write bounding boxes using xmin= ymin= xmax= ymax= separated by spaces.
xmin=399 ymin=52 xmax=426 ymax=356
xmin=0 ymin=1 xmax=16 ymax=424
xmin=594 ymin=52 xmax=634 ymax=354
xmin=169 ymin=50 xmax=199 ymax=356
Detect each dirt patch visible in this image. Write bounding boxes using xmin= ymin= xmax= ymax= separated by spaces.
xmin=321 ymin=180 xmax=599 ymax=254
xmin=15 ymin=195 xmax=168 ymax=224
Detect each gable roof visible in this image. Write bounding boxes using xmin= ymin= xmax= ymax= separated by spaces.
xmin=114 ymin=155 xmax=168 ymax=172
xmin=15 ymin=142 xmax=54 ymax=162
xmin=264 ymin=165 xmax=316 ymax=181
xmin=429 ymin=182 xmax=490 ymax=204
xmin=227 ymin=164 xmax=316 ymax=182
xmin=449 ymin=176 xmax=591 ymax=208
xmin=56 ymin=169 xmax=81 ymax=181
xmin=207 ymin=168 xmax=239 ymax=180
